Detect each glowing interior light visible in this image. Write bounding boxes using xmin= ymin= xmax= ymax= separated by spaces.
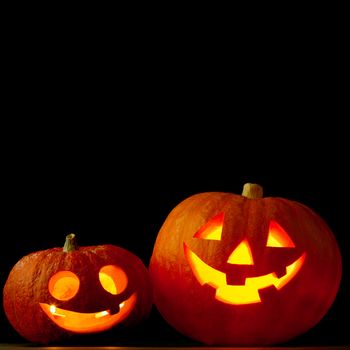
xmin=119 ymin=302 xmax=125 ymax=308
xmin=49 ymin=305 xmax=66 ymax=317
xmin=194 ymin=212 xmax=224 ymax=240
xmin=227 ymin=240 xmax=254 ymax=265
xmin=184 ymin=243 xmax=306 ymax=305
xmin=267 ymin=221 xmax=295 ymax=248
xmin=184 ymin=243 xmax=226 ymax=289
xmin=39 ymin=293 xmax=137 ymax=333
xmin=50 ymin=305 xmax=56 ymax=314
xmin=49 ymin=271 xmax=80 ymax=301
xmin=99 ymin=272 xmax=117 ymax=295
xmin=99 ymin=265 xmax=128 ymax=295
xmin=94 ymin=310 xmax=109 ymax=318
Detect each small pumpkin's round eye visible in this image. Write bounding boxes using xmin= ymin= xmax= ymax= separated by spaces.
xmin=99 ymin=265 xmax=128 ymax=295
xmin=49 ymin=271 xmax=80 ymax=301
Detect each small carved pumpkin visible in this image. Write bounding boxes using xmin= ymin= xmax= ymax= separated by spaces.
xmin=149 ymin=184 xmax=342 ymax=346
xmin=3 ymin=234 xmax=153 ymax=344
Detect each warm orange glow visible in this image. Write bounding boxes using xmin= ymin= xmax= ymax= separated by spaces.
xmin=99 ymin=265 xmax=128 ymax=295
xmin=227 ymin=240 xmax=254 ymax=265
xmin=49 ymin=305 xmax=56 ymax=314
xmin=184 ymin=243 xmax=306 ymax=305
xmin=99 ymin=271 xmax=117 ymax=294
xmin=184 ymin=243 xmax=226 ymax=289
xmin=49 ymin=305 xmax=66 ymax=318
xmin=194 ymin=212 xmax=224 ymax=240
xmin=39 ymin=293 xmax=137 ymax=333
xmin=95 ymin=310 xmax=109 ymax=318
xmin=49 ymin=271 xmax=80 ymax=301
xmin=267 ymin=221 xmax=295 ymax=248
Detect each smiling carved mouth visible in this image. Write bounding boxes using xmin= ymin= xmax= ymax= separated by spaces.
xmin=39 ymin=292 xmax=137 ymax=333
xmin=184 ymin=244 xmax=306 ymax=305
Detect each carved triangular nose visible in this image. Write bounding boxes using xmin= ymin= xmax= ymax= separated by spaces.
xmin=227 ymin=240 xmax=254 ymax=265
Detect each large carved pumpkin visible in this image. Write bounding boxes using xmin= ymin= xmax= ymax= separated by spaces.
xmin=3 ymin=234 xmax=153 ymax=344
xmin=149 ymin=183 xmax=342 ymax=346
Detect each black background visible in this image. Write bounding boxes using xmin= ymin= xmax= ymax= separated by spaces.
xmin=1 ymin=12 xmax=349 ymax=347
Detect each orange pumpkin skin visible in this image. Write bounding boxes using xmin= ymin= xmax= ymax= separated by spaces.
xmin=3 ymin=236 xmax=153 ymax=344
xmin=149 ymin=186 xmax=342 ymax=346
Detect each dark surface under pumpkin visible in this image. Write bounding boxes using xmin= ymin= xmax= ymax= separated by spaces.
xmin=3 ymin=234 xmax=153 ymax=344
xmin=149 ymin=184 xmax=342 ymax=346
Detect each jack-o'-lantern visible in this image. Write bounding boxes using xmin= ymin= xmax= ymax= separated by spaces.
xmin=3 ymin=234 xmax=153 ymax=344
xmin=149 ymin=184 xmax=342 ymax=346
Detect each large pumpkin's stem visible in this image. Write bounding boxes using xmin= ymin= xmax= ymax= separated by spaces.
xmin=63 ymin=233 xmax=78 ymax=252
xmin=242 ymin=183 xmax=263 ymax=199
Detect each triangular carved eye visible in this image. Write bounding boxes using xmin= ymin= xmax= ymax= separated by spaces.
xmin=194 ymin=213 xmax=224 ymax=240
xmin=267 ymin=221 xmax=295 ymax=248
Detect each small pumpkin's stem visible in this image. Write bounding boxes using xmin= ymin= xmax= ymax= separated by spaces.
xmin=63 ymin=233 xmax=78 ymax=252
xmin=242 ymin=183 xmax=263 ymax=199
